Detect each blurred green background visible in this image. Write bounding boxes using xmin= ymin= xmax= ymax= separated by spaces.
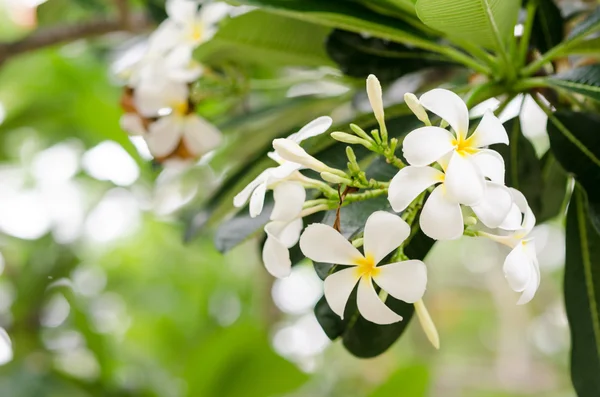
xmin=0 ymin=1 xmax=573 ymax=396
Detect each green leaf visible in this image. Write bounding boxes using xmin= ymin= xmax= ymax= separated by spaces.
xmin=566 ymin=7 xmax=600 ymax=42
xmin=326 ymin=29 xmax=454 ymax=83
xmin=228 ymin=0 xmax=429 ymax=46
xmin=547 ymin=111 xmax=600 ymax=231
xmin=491 ymin=118 xmax=543 ymax=220
xmin=314 ymin=227 xmax=435 ymax=358
xmin=415 ymin=0 xmax=520 ymax=50
xmin=368 ymin=364 xmax=430 ymax=397
xmin=530 ymin=0 xmax=564 ymax=54
xmin=564 ymin=185 xmax=600 ymax=396
xmin=538 ymin=151 xmax=568 ymax=222
xmin=548 ymin=65 xmax=600 ymax=102
xmin=564 ymin=37 xmax=600 ymax=56
xmin=195 ymin=10 xmax=334 ymax=67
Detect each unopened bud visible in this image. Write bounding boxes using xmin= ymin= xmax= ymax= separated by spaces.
xmin=331 ymin=132 xmax=373 ymax=148
xmin=320 ymin=172 xmax=352 ymax=185
xmin=415 ymin=299 xmax=440 ymax=350
xmin=345 ymin=146 xmax=357 ymax=164
xmin=349 ymin=123 xmax=373 ymax=141
xmin=404 ymin=93 xmax=431 ymax=125
xmin=465 ymin=216 xmax=478 ymax=226
xmin=366 ymin=74 xmax=384 ymax=124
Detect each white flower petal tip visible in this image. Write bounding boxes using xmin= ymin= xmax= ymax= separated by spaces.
xmin=288 ymin=116 xmax=333 ymax=143
xmin=404 ymin=93 xmax=430 ymax=124
xmin=271 ymin=182 xmax=305 ymax=222
xmin=471 ymin=183 xmax=513 ymax=229
xmin=262 ymin=236 xmax=292 ymax=278
xmin=471 ymin=111 xmax=509 ymax=147
xmin=363 ymin=211 xmax=410 ymax=264
xmin=272 ymin=139 xmax=328 ymax=172
xmin=402 ymin=126 xmax=455 ymax=166
xmin=414 ymin=300 xmax=440 ymax=349
xmin=472 ymin=150 xmax=505 ymax=184
xmin=388 ymin=166 xmax=442 ymax=212
xmin=357 ymin=277 xmax=403 ymax=325
xmin=324 ymin=267 xmax=360 ymax=318
xmin=444 ymin=152 xmax=485 ymax=206
xmin=366 ymin=74 xmax=384 ymax=123
xmin=419 ymin=88 xmax=469 ymax=139
xmin=503 ymin=240 xmax=540 ymax=305
xmin=373 ymin=260 xmax=427 ymax=303
xmin=420 ymin=185 xmax=464 ymax=240
xmin=299 ymin=223 xmax=361 ymax=266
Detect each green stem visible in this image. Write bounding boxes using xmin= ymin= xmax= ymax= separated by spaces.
xmin=451 ymin=39 xmax=498 ymax=72
xmin=518 ymin=1 xmax=537 ymax=69
xmin=521 ymin=33 xmax=593 ymax=77
xmin=343 ymin=188 xmax=388 ymax=204
xmin=424 ymin=42 xmax=491 ymax=74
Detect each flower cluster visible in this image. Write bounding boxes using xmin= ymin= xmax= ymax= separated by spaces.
xmin=233 ymin=74 xmax=541 ymax=345
xmin=118 ymin=0 xmax=223 ymax=163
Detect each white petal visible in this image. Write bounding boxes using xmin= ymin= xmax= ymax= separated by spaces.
xmin=509 ymin=188 xmax=536 ymax=233
xmin=323 ymin=267 xmax=360 ymax=319
xmin=420 ymin=185 xmax=463 ymax=240
xmin=233 ymin=170 xmax=269 ymax=208
xmin=148 ymin=21 xmax=182 ymax=53
xmin=503 ymin=242 xmax=531 ymax=292
xmin=517 ymin=241 xmax=541 ymax=305
xmin=469 ymin=110 xmax=509 ymax=147
xmin=271 ymin=182 xmax=305 ymax=222
xmin=402 ymin=126 xmax=455 ymax=166
xmin=444 ymin=152 xmax=485 ymax=206
xmin=272 ymin=139 xmax=328 ymax=172
xmin=287 ymin=116 xmax=333 ymax=143
xmin=471 ymin=182 xmax=513 ymax=228
xmin=249 ymin=181 xmax=267 ymax=218
xmin=265 ymin=219 xmax=303 ymax=248
xmin=182 ymin=115 xmax=222 ymax=156
xmin=471 ymin=149 xmax=505 ymax=183
xmin=299 ymin=223 xmax=362 ymax=265
xmin=388 ymin=166 xmax=443 ymax=212
xmin=357 ymin=277 xmax=403 ymax=324
xmin=135 ymin=79 xmax=188 ymax=117
xmin=363 ymin=211 xmax=410 ymax=264
xmin=268 ymin=162 xmax=302 ymax=179
xmin=373 ymin=260 xmax=427 ymax=303
xmin=262 ymin=235 xmax=292 ymax=278
xmin=120 ymin=113 xmax=146 ymax=136
xmin=167 ymin=0 xmax=198 ymax=25
xmin=499 ymin=203 xmax=523 ymax=231
xmin=419 ymin=88 xmax=469 ymax=139
xmin=146 ymin=116 xmax=183 ymax=157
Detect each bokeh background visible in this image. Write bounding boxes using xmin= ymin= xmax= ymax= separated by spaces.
xmin=0 ymin=1 xmax=573 ymax=396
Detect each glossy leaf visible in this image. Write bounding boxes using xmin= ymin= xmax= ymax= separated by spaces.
xmin=565 ymin=37 xmax=600 ymax=56
xmin=547 ymin=111 xmax=600 ymax=231
xmin=566 ymin=7 xmax=600 ymax=42
xmin=195 ymin=10 xmax=334 ymax=67
xmin=326 ymin=29 xmax=454 ymax=83
xmin=415 ymin=0 xmax=520 ymax=49
xmin=491 ymin=118 xmax=543 ymax=220
xmin=548 ymin=65 xmax=600 ymax=102
xmin=564 ymin=185 xmax=600 ymax=396
xmin=538 ymin=151 xmax=569 ymax=222
xmin=530 ymin=0 xmax=564 ymax=54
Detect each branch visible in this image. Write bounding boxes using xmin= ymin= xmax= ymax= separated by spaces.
xmin=0 ymin=12 xmax=152 ymax=65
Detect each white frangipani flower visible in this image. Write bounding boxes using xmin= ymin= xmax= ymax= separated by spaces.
xmin=402 ymin=89 xmax=509 ymax=206
xmin=119 ymin=113 xmax=146 ymax=136
xmin=134 ymin=78 xmax=189 ymax=117
xmin=480 ymin=188 xmax=540 ymax=304
xmin=300 ymin=211 xmax=427 ymax=325
xmin=233 ymin=116 xmax=332 ymax=217
xmin=388 ymin=162 xmax=513 ymax=240
xmin=262 ymin=182 xmax=306 ymax=278
xmin=146 ymin=107 xmax=222 ymax=158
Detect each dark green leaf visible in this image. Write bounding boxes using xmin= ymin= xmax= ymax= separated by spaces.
xmin=195 ymin=10 xmax=334 ymax=67
xmin=491 ymin=118 xmax=543 ymax=220
xmin=547 ymin=111 xmax=600 ymax=231
xmin=548 ymin=65 xmax=600 ymax=102
xmin=538 ymin=151 xmax=568 ymax=222
xmin=530 ymin=0 xmax=564 ymax=54
xmin=566 ymin=7 xmax=600 ymax=42
xmin=564 ymin=185 xmax=600 ymax=396
xmin=325 ymin=30 xmax=453 ymax=83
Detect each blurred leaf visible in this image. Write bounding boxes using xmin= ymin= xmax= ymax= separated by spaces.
xmin=415 ymin=0 xmax=520 ymax=49
xmin=228 ymin=0 xmax=431 ymax=46
xmin=548 ymin=65 xmax=600 ymax=102
xmin=564 ymin=37 xmax=600 ymax=56
xmin=491 ymin=118 xmax=543 ymax=220
xmin=547 ymin=111 xmax=600 ymax=231
xmin=564 ymin=185 xmax=600 ymax=396
xmin=196 ymin=10 xmax=334 ymax=67
xmin=326 ymin=29 xmax=454 ymax=83
xmin=357 ymin=0 xmax=418 ymax=16
xmin=368 ymin=364 xmax=429 ymax=397
xmin=566 ymin=7 xmax=600 ymax=42
xmin=538 ymin=151 xmax=568 ymax=222
xmin=530 ymin=0 xmax=564 ymax=54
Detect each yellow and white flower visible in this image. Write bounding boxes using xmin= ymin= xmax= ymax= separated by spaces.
xmin=300 ymin=211 xmax=427 ymax=325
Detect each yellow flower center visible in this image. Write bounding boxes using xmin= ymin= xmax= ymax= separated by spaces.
xmin=354 ymin=254 xmax=380 ymax=278
xmin=172 ymin=101 xmax=189 ymax=116
xmin=190 ymin=23 xmax=203 ymax=42
xmin=451 ymin=134 xmax=478 ymax=156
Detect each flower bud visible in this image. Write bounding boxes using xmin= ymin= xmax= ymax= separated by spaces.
xmin=404 ymin=93 xmax=431 ymax=125
xmin=414 ymin=299 xmax=440 ymax=349
xmin=331 ymin=132 xmax=373 ymax=148
xmin=366 ymin=74 xmax=384 ymax=124
xmin=464 ymin=216 xmax=478 ymax=226
xmin=272 ymin=138 xmax=330 ymax=173
xmin=320 ymin=172 xmax=352 ymax=185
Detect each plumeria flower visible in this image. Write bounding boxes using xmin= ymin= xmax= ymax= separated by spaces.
xmin=479 ymin=189 xmax=540 ymax=304
xmin=119 ymin=113 xmax=147 ymax=136
xmin=146 ymin=103 xmax=222 ymax=158
xmin=262 ymin=182 xmax=306 ymax=278
xmin=233 ymin=116 xmax=332 ymax=217
xmin=388 ymin=159 xmax=512 ymax=240
xmin=134 ymin=78 xmax=189 ymax=118
xmin=402 ymin=89 xmax=509 ymax=206
xmin=300 ymin=211 xmax=427 ymax=325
